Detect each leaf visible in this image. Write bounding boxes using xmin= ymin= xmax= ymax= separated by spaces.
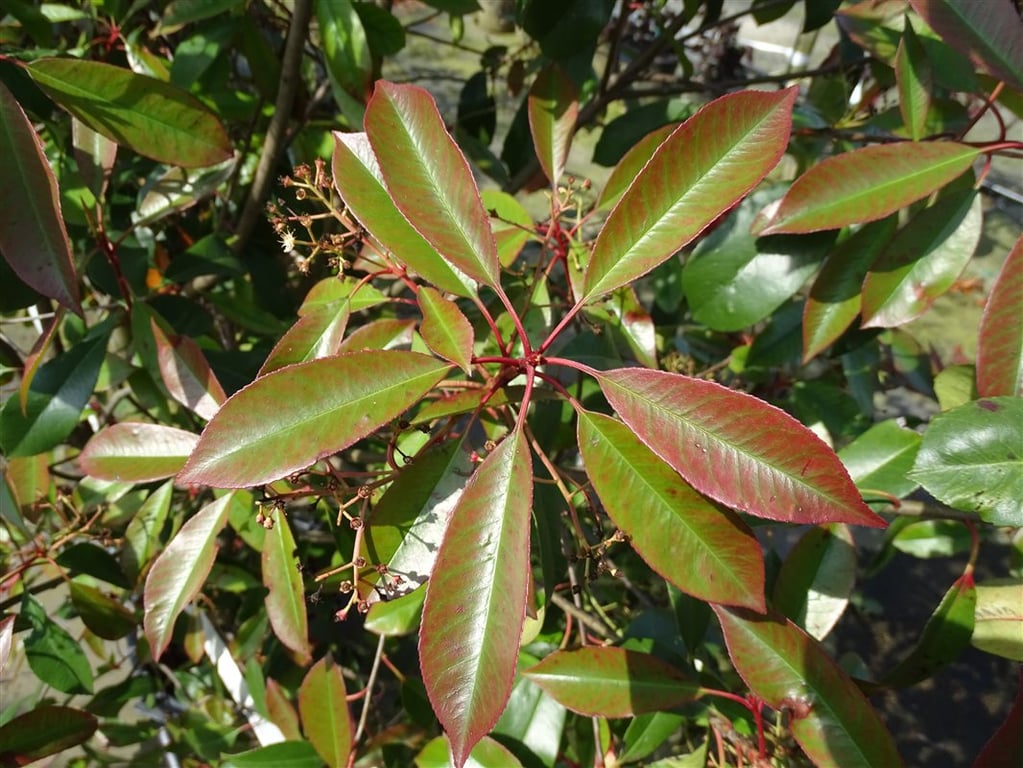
xmin=0 ymin=331 xmax=108 ymax=458
xmin=861 ymin=178 xmax=982 ymax=328
xmin=909 ymin=397 xmax=1023 ymax=526
xmin=0 ymin=615 xmax=12 ymax=676
xmin=365 ymin=585 xmax=427 ymax=637
xmin=365 ymin=82 xmax=499 ymax=288
xmin=482 ymin=190 xmax=534 ymax=267
xmin=56 ymin=542 xmax=131 ymax=589
xmin=523 ymin=647 xmax=699 ymax=718
xmin=492 ymin=654 xmax=566 ymax=767
xmin=258 ymin=301 xmax=350 ymax=376
xmin=69 ymin=581 xmax=137 ymax=640
xmin=595 ymin=124 xmax=675 ymax=212
xmin=802 ymin=217 xmax=898 ymax=361
xmin=620 ymin=712 xmax=687 ymax=764
xmin=977 ymin=234 xmax=1023 ymax=397
xmin=298 ymin=657 xmax=352 ymax=768
xmin=121 ymin=480 xmax=175 ymax=585
xmin=528 ymin=64 xmax=577 ymax=186
xmin=317 ymin=0 xmax=372 ymax=101
xmin=19 ymin=307 xmax=64 ymax=414
xmin=337 ymin=317 xmax=415 ymax=353
xmin=772 ymin=524 xmax=856 ymax=641
xmin=418 ymin=287 xmax=474 ymax=374
xmin=419 ymin=430 xmax=533 ymax=767
xmin=582 ymin=87 xmax=796 ymax=301
xmin=583 ymin=286 xmax=657 ymax=368
xmin=895 ymin=19 xmax=932 ymax=141
xmin=596 ymin=368 xmax=884 ymax=527
xmin=759 ymin=142 xmax=981 ymax=235
xmin=837 ymin=420 xmax=921 ymax=500
xmin=150 ymin=319 xmax=226 ymax=420
xmin=0 ymin=706 xmax=97 ymax=765
xmin=263 ymin=510 xmax=312 ymax=663
xmin=415 ymin=735 xmax=522 ymax=768
xmin=972 ymin=579 xmax=1023 ymax=661
xmin=332 ymin=132 xmax=475 ymax=297
xmin=27 ymin=58 xmax=232 ymax=168
xmin=144 ymin=493 xmax=236 ymax=660
xmin=222 ymin=741 xmax=324 ymax=768
xmin=266 ymin=679 xmax=303 ymax=741
xmin=80 ymin=423 xmax=199 ymax=483
xmin=21 ymin=594 xmax=94 ymax=694
xmin=577 ymin=410 xmax=765 ymax=610
xmin=0 ymin=80 xmax=81 ymax=315
xmin=178 ymin=351 xmax=452 ymax=488
xmin=973 ymin=667 xmax=1023 ymax=768
xmin=713 ymin=605 xmax=902 ymax=768
xmin=909 ymin=0 xmax=1023 ymax=92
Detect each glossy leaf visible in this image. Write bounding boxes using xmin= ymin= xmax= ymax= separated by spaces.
xmin=263 ymin=510 xmax=312 ymax=663
xmin=265 ymin=679 xmax=303 ymax=741
xmin=337 ymin=317 xmax=415 ymax=353
xmin=878 ymin=572 xmax=976 ymax=688
xmin=22 ymin=594 xmax=94 ymax=694
xmin=714 ymin=605 xmax=902 ymax=768
xmin=1 ymin=330 xmax=109 ymax=458
xmin=577 ymin=410 xmax=765 ymax=610
xmin=419 ymin=287 xmax=475 ymax=374
xmin=760 ymin=142 xmax=981 ymax=235
xmin=0 ymin=615 xmax=12 ymax=675
xmin=620 ymin=712 xmax=687 ymax=764
xmin=122 ymin=480 xmax=175 ymax=585
xmin=419 ymin=430 xmax=533 ymax=767
xmin=332 ymin=132 xmax=475 ymax=297
xmin=151 ymin=319 xmax=226 ymax=420
xmin=973 ymin=579 xmax=1023 ymax=661
xmin=895 ymin=19 xmax=932 ymax=141
xmin=595 ymin=124 xmax=675 ymax=212
xmin=144 ymin=493 xmax=236 ymax=660
xmin=861 ymin=178 xmax=981 ymax=328
xmin=977 ymin=234 xmax=1023 ymax=396
xmin=258 ymin=301 xmax=350 ymax=376
xmin=838 ymin=420 xmax=921 ymax=500
xmin=0 ymin=706 xmax=97 ymax=765
xmin=973 ymin=668 xmax=1023 ymax=768
xmin=365 ymin=82 xmax=499 ymax=288
xmin=27 ymin=58 xmax=231 ymax=167
xmin=582 ymin=87 xmax=796 ymax=301
xmin=909 ymin=0 xmax=1023 ymax=92
xmin=772 ymin=524 xmax=855 ymax=641
xmin=523 ymin=647 xmax=699 ymax=718
xmin=80 ymin=423 xmax=199 ymax=483
xmin=416 ymin=735 xmax=522 ymax=768
xmin=528 ymin=64 xmax=577 ymax=186
xmin=317 ymin=0 xmax=372 ymax=101
xmin=596 ymin=369 xmax=884 ymax=527
xmin=909 ymin=397 xmax=1023 ymax=526
xmin=0 ymin=80 xmax=80 ymax=315
xmin=178 ymin=351 xmax=452 ymax=488
xmin=222 ymin=741 xmax=323 ymax=768
xmin=298 ymin=657 xmax=352 ymax=768
xmin=493 ymin=654 xmax=566 ymax=767
xmin=365 ymin=585 xmax=426 ymax=636
xmin=802 ymin=217 xmax=897 ymax=361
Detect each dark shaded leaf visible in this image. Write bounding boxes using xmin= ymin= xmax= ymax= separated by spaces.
xmin=69 ymin=581 xmax=137 ymax=640
xmin=973 ymin=667 xmax=1023 ymax=767
xmin=0 ymin=706 xmax=97 ymax=765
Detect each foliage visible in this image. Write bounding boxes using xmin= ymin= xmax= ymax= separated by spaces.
xmin=1 ymin=1 xmax=1021 ymax=766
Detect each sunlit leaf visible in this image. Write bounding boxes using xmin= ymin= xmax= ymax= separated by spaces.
xmin=595 ymin=124 xmax=675 ymax=212
xmin=596 ymin=369 xmax=884 ymax=527
xmin=121 ymin=480 xmax=175 ymax=585
xmin=178 ymin=351 xmax=452 ymax=488
xmin=895 ymin=19 xmax=932 ymax=141
xmin=298 ymin=657 xmax=352 ymax=768
xmin=263 ymin=509 xmax=311 ymax=663
xmin=772 ymin=524 xmax=855 ymax=640
xmin=760 ymin=142 xmax=980 ymax=235
xmin=265 ymin=679 xmax=303 ymax=741
xmin=144 ymin=493 xmax=236 ymax=660
xmin=150 ymin=319 xmax=226 ymax=420
xmin=577 ymin=410 xmax=765 ymax=610
xmin=80 ymin=423 xmax=199 ymax=483
xmin=0 ymin=616 xmax=12 ymax=676
xmin=523 ymin=647 xmax=699 ymax=717
xmin=977 ymin=234 xmax=1023 ymax=397
xmin=493 ymin=653 xmax=566 ymax=767
xmin=582 ymin=87 xmax=796 ymax=301
xmin=528 ymin=64 xmax=577 ymax=186
xmin=365 ymin=82 xmax=499 ymax=288
xmin=258 ymin=302 xmax=350 ymax=376
xmin=714 ymin=605 xmax=902 ymax=767
xmin=419 ymin=430 xmax=532 ymax=766
xmin=222 ymin=741 xmax=323 ymax=768
xmin=972 ymin=579 xmax=1023 ymax=661
xmin=27 ymin=58 xmax=232 ymax=167
xmin=0 ymin=81 xmax=80 ymax=315
xmin=365 ymin=585 xmax=426 ymax=637
xmin=838 ymin=420 xmax=921 ymax=501
xmin=317 ymin=0 xmax=372 ymax=101
xmin=337 ymin=317 xmax=415 ymax=353
xmin=419 ymin=287 xmax=474 ymax=374
xmin=0 ymin=706 xmax=97 ymax=765
xmin=415 ymin=734 xmax=522 ymax=768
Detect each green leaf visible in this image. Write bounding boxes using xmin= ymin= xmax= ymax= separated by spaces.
xmin=1 ymin=331 xmax=108 ymax=457
xmin=909 ymin=397 xmax=1023 ymax=526
xmin=21 ymin=594 xmax=94 ymax=694
xmin=332 ymin=131 xmax=475 ymax=296
xmin=577 ymin=410 xmax=765 ymax=610
xmin=583 ymin=87 xmax=796 ymax=301
xmin=802 ymin=217 xmax=898 ymax=361
xmin=56 ymin=541 xmax=131 ymax=589
xmin=355 ymin=1 xmax=406 ymax=56
xmin=222 ymin=741 xmax=324 ymax=768
xmin=143 ymin=493 xmax=236 ymax=660
xmin=895 ymin=19 xmax=932 ymax=141
xmin=298 ymin=657 xmax=352 ymax=768
xmin=80 ymin=423 xmax=199 ymax=483
xmin=493 ymin=655 xmax=566 ymax=767
xmin=151 ymin=319 xmax=226 ymax=420
xmin=27 ymin=58 xmax=232 ymax=168
xmin=838 ymin=420 xmax=921 ymax=501
xmin=760 ymin=142 xmax=981 ymax=235
xmin=258 ymin=301 xmax=350 ymax=376
xmin=69 ymin=581 xmax=137 ymax=640
xmin=0 ymin=706 xmax=97 ymax=765
xmin=891 ymin=519 xmax=971 ymax=559
xmin=419 ymin=429 xmax=533 ymax=767
xmin=528 ymin=64 xmax=577 ymax=186
xmin=159 ymin=0 xmax=243 ymax=31
xmin=523 ymin=647 xmax=699 ymax=718
xmin=620 ymin=712 xmax=686 ymax=764
xmin=934 ymin=364 xmax=979 ymax=411
xmin=317 ymin=0 xmax=372 ymax=101
xmin=595 ymin=123 xmax=675 ymax=212
xmin=365 ymin=82 xmax=499 ymax=288
xmin=418 ymin=287 xmax=474 ymax=374
xmin=583 ymin=286 xmax=657 ymax=368
xmin=714 ymin=606 xmax=902 ymax=768
xmin=263 ymin=510 xmax=312 ymax=664
xmin=415 ymin=735 xmax=522 ymax=768
xmin=266 ymin=679 xmax=303 ymax=741
xmin=178 ymin=351 xmax=452 ymax=488
xmin=972 ymin=579 xmax=1023 ymax=661
xmin=0 ymin=81 xmax=81 ymax=315
xmin=861 ymin=178 xmax=981 ymax=328
xmin=977 ymin=234 xmax=1023 ymax=397
xmin=338 ymin=318 xmax=415 ymax=352
xmin=121 ymin=480 xmax=175 ymax=585
xmin=364 ymin=585 xmax=426 ymax=637
xmin=909 ymin=0 xmax=1023 ymax=92
xmin=772 ymin=524 xmax=855 ymax=641
xmin=596 ymin=369 xmax=884 ymax=527
xmin=482 ymin=190 xmax=534 ymax=267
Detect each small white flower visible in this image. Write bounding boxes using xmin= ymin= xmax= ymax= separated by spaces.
xmin=280 ymin=228 xmax=296 ymax=254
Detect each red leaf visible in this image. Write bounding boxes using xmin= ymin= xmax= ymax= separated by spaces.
xmin=258 ymin=303 xmax=350 ymax=376
xmin=79 ymin=423 xmax=199 ymax=483
xmin=596 ymin=369 xmax=884 ymax=527
xmin=151 ymin=319 xmax=226 ymax=420
xmin=528 ymin=64 xmax=577 ymax=186
xmin=419 ymin=430 xmax=533 ymax=767
xmin=973 ymin=668 xmax=1023 ymax=768
xmin=418 ymin=287 xmax=474 ymax=374
xmin=0 ymin=705 xmax=97 ymax=765
xmin=977 ymin=234 xmax=1023 ymax=397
